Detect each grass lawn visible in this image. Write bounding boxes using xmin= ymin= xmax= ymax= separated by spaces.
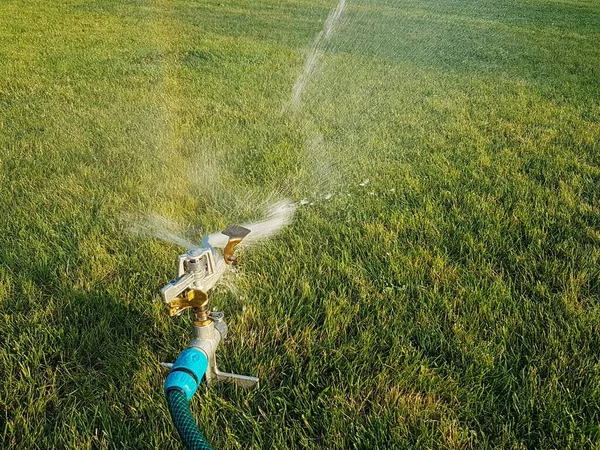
xmin=1 ymin=0 xmax=599 ymax=448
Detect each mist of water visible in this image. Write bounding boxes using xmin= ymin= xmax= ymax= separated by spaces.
xmin=131 ymin=0 xmax=359 ymax=256
xmin=128 ymin=213 xmax=196 ymax=249
xmin=206 ymin=199 xmax=297 ymax=248
xmin=286 ymin=0 xmax=346 ymax=111
xmin=130 ymin=199 xmax=297 ymax=251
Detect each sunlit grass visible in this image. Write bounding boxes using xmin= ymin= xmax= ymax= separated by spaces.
xmin=1 ymin=0 xmax=599 ymax=448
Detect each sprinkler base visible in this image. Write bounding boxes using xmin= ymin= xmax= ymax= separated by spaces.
xmin=162 ymin=310 xmax=259 ymax=389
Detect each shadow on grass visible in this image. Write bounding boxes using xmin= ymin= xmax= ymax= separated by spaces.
xmin=0 ymin=249 xmax=166 ymax=448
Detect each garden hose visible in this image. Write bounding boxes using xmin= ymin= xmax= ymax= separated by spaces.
xmin=164 ymin=348 xmax=212 ymax=450
xmin=166 ymin=389 xmax=212 ymax=450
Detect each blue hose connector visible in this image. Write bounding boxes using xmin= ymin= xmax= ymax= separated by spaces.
xmin=164 ymin=348 xmax=209 ymax=401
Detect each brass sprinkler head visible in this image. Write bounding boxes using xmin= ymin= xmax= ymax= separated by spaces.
xmin=160 ymin=225 xmax=251 ymax=320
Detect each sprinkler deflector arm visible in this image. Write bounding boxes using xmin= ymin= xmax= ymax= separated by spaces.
xmin=222 ymin=225 xmax=251 ymax=265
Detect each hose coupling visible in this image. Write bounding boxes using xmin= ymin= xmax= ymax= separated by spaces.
xmin=164 ymin=348 xmax=209 ymax=401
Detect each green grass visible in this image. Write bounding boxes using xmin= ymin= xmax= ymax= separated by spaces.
xmin=1 ymin=0 xmax=600 ymax=448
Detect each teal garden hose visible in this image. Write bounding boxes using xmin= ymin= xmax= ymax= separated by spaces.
xmin=164 ymin=348 xmax=212 ymax=450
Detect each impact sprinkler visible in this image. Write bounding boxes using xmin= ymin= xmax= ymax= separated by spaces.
xmin=160 ymin=225 xmax=258 ymax=450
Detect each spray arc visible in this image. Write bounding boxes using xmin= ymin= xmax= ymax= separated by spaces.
xmin=160 ymin=225 xmax=258 ymax=450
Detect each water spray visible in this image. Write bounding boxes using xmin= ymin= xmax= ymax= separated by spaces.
xmin=160 ymin=225 xmax=258 ymax=450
